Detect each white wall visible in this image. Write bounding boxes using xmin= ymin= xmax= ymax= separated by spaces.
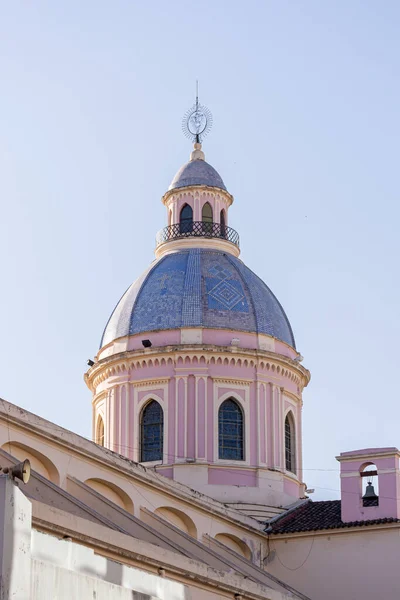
xmin=31 ymin=530 xmax=187 ymax=600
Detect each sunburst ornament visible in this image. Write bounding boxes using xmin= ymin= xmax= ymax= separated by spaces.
xmin=182 ymin=82 xmax=213 ymax=143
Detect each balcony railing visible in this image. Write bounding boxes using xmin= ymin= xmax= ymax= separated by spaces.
xmin=156 ymin=221 xmax=240 ymax=249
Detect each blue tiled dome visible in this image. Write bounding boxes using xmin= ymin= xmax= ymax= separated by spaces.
xmin=101 ymin=249 xmax=295 ymax=348
xmin=169 ymin=160 xmax=227 ymax=191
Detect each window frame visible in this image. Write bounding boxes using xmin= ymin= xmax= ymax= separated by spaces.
xmin=179 ymin=203 xmax=193 ymax=233
xmin=140 ymin=399 xmax=164 ymax=463
xmin=218 ymin=398 xmax=245 ymax=462
xmin=284 ymin=411 xmax=296 ymax=474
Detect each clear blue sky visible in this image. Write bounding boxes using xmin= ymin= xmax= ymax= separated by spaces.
xmin=1 ymin=2 xmax=399 ymax=500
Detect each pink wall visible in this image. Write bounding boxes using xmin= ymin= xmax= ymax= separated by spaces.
xmin=93 ymin=343 xmax=307 ymax=504
xmin=197 ymin=378 xmax=206 ymax=459
xmin=99 ymin=328 xmax=299 ymax=362
xmin=168 ymin=190 xmax=231 ymax=226
xmin=209 ymin=468 xmax=257 ymax=486
xmin=339 ymin=448 xmax=400 ymax=522
xmin=259 ymin=385 xmax=266 ymax=465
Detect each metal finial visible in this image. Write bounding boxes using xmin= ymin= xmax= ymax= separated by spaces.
xmin=182 ymin=82 xmax=213 ymax=144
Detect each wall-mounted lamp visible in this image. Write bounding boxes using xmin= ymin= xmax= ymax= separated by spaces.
xmin=142 ymin=339 xmax=152 ymax=348
xmin=293 ymin=354 xmax=304 ymax=363
xmin=87 ymin=359 xmax=95 ymax=367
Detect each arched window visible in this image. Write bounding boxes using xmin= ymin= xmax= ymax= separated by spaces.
xmin=179 ymin=203 xmax=193 ymax=234
xmin=220 ymin=209 xmax=226 ymax=238
xmin=202 ymin=202 xmax=213 ymax=234
xmin=285 ymin=413 xmax=296 ymax=473
xmin=140 ymin=400 xmax=163 ymax=462
xmin=218 ymin=399 xmax=244 ymax=460
xmin=96 ymin=416 xmax=104 ymax=447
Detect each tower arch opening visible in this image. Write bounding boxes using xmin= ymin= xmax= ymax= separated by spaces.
xmin=361 ymin=462 xmax=379 ymax=506
xmin=202 ymin=201 xmax=213 ymax=234
xmin=179 ymin=203 xmax=193 ymax=234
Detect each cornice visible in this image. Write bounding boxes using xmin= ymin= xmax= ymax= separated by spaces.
xmin=155 ymin=236 xmax=240 ymax=259
xmin=161 ymin=185 xmax=234 ymax=207
xmin=281 ymin=389 xmax=302 ymax=404
xmin=212 ymin=377 xmax=253 ymax=386
xmin=131 ymin=377 xmax=170 ymax=387
xmin=85 ymin=346 xmax=310 ymax=392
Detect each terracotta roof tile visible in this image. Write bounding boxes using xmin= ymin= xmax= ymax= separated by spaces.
xmin=267 ymin=500 xmax=400 ymax=534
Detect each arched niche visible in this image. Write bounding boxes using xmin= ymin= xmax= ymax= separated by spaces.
xmin=85 ymin=478 xmax=134 ymax=513
xmin=1 ymin=441 xmax=60 ymax=485
xmin=214 ymin=533 xmax=252 ymax=560
xmin=96 ymin=415 xmax=105 ymax=446
xmin=155 ymin=506 xmax=197 ymax=538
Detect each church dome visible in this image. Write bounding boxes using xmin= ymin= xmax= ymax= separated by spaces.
xmin=101 ymin=249 xmax=295 ymax=348
xmin=169 ymin=159 xmax=227 ymax=191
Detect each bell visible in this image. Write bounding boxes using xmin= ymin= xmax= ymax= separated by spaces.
xmin=363 ymin=481 xmax=378 ymax=499
xmin=362 ymin=481 xmax=379 ymax=507
xmin=2 ymin=459 xmax=31 ymax=484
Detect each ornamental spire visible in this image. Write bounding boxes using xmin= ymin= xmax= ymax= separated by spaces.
xmin=182 ymin=81 xmax=213 ymax=146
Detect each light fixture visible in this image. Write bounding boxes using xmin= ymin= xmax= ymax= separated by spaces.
xmin=142 ymin=339 xmax=152 ymax=348
xmin=87 ymin=359 xmax=95 ymax=367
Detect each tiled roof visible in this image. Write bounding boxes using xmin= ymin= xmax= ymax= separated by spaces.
xmin=101 ymin=249 xmax=296 ymax=348
xmin=169 ymin=159 xmax=227 ymax=191
xmin=267 ymin=500 xmax=400 ymax=534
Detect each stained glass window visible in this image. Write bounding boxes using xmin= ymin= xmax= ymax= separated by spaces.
xmin=141 ymin=400 xmax=163 ymax=462
xmin=218 ymin=399 xmax=244 ymax=460
xmin=285 ymin=413 xmax=296 ymax=473
xmin=180 ymin=203 xmax=193 ymax=234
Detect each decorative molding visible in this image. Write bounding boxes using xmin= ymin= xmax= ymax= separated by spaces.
xmin=212 ymin=377 xmax=253 ymax=386
xmin=162 ymin=185 xmax=234 ymax=208
xmin=86 ymin=347 xmax=309 ymax=392
xmin=131 ymin=377 xmax=171 ymax=388
xmin=283 ymin=390 xmax=301 ymax=404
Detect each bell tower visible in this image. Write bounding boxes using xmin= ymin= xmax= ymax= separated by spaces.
xmin=85 ymin=96 xmax=310 ymax=515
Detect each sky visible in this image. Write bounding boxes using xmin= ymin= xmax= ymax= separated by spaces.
xmin=0 ymin=1 xmax=399 ymax=501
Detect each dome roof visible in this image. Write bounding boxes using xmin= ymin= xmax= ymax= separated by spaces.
xmin=169 ymin=159 xmax=227 ymax=191
xmin=101 ymin=249 xmax=295 ymax=348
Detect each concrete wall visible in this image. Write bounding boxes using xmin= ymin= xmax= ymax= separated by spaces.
xmin=266 ymin=527 xmax=400 ymax=600
xmin=31 ymin=530 xmax=187 ymax=600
